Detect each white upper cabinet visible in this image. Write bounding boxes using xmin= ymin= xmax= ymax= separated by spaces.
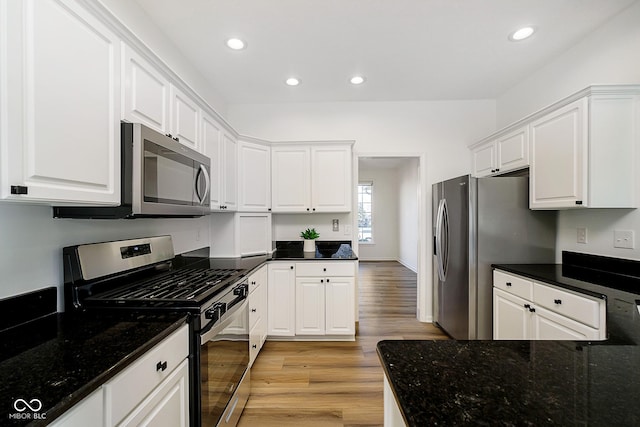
xmin=471 ymin=143 xmax=496 ymax=177
xmin=271 ymin=143 xmax=352 ymax=213
xmin=122 ymin=44 xmax=169 ymax=134
xmin=530 ymin=89 xmax=638 ymax=209
xmin=471 ymin=126 xmax=528 ymax=177
xmin=220 ymin=131 xmax=238 ymax=211
xmin=271 ymin=145 xmax=311 ymax=212
xmin=1 ymin=0 xmax=120 ymax=204
xmin=169 ymin=84 xmax=200 ymax=151
xmin=202 ymin=112 xmax=222 ymax=210
xmin=530 ymin=98 xmax=587 ymax=209
xmin=311 ymin=145 xmax=352 ymax=212
xmin=497 ymin=126 xmax=529 ymax=172
xmin=238 ymin=140 xmax=271 ymax=212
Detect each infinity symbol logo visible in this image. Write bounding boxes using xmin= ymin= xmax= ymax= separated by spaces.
xmin=13 ymin=398 xmax=42 ymax=412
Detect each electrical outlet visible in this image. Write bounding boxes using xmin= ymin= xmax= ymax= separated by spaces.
xmin=344 ymin=225 xmax=351 ymax=236
xmin=614 ymin=230 xmax=635 ymax=249
xmin=576 ymin=227 xmax=587 ymax=244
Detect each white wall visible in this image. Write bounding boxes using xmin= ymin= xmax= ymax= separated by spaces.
xmin=228 ymin=100 xmax=496 ymax=321
xmin=495 ymin=1 xmax=640 ymax=262
xmin=100 ymin=0 xmax=228 ymax=116
xmin=397 ymin=158 xmax=419 ymax=271
xmin=0 ymin=203 xmax=209 ymax=308
xmin=272 ymin=213 xmax=353 ymax=242
xmin=358 ymin=165 xmax=399 ymax=261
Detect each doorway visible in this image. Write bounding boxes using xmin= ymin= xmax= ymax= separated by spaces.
xmin=353 ymin=154 xmax=428 ymax=322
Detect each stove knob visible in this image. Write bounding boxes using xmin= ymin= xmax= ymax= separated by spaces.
xmin=233 ymin=284 xmax=248 ymax=298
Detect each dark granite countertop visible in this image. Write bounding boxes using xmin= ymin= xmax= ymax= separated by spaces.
xmin=271 ymin=241 xmax=358 ymax=260
xmin=377 ymin=339 xmax=640 ymax=426
xmin=0 ymin=310 xmax=188 ymax=426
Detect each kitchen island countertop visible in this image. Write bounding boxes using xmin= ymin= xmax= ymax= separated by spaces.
xmin=377 ymin=339 xmax=640 ymax=426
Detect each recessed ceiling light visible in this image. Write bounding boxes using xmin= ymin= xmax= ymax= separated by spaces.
xmin=226 ymin=38 xmax=246 ymax=50
xmin=285 ymin=77 xmax=300 ymax=86
xmin=350 ymin=75 xmax=366 ymax=85
xmin=509 ymin=27 xmax=535 ymax=41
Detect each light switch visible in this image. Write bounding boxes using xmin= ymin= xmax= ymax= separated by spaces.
xmin=332 ymin=219 xmax=339 ymax=232
xmin=577 ymin=227 xmax=587 ymax=244
xmin=614 ymin=230 xmax=635 ymax=249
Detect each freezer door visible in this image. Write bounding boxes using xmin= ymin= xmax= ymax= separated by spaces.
xmin=434 ymin=175 xmax=470 ymax=340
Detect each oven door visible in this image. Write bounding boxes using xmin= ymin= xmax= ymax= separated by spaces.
xmin=200 ymin=297 xmax=250 ymax=426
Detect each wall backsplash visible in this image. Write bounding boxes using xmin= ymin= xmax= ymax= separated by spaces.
xmin=272 ymin=213 xmax=353 ymax=242
xmin=556 ymin=208 xmax=640 ymax=262
xmin=0 ymin=203 xmax=210 ymax=309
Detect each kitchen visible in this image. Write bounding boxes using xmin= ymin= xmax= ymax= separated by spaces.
xmin=1 ymin=0 xmax=640 ymax=425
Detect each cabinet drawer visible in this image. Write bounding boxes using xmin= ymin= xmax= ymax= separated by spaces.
xmin=493 ymin=270 xmax=533 ymax=300
xmin=295 ymin=262 xmax=354 ymax=277
xmin=105 ymin=324 xmax=189 ymax=425
xmin=533 ymin=282 xmax=601 ymax=329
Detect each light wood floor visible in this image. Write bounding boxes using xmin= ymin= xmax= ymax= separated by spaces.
xmin=237 ymin=261 xmax=449 ymax=427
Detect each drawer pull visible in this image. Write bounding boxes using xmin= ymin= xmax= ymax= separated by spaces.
xmin=326 ymin=278 xmax=330 ymax=282
xmin=252 ymin=344 xmax=257 ymax=349
xmin=251 ymin=308 xmax=257 ymax=312
xmin=529 ymin=307 xmax=536 ymax=313
xmin=156 ymin=361 xmax=168 ymax=372
xmin=323 ymin=268 xmax=327 ymax=272
xmin=524 ymin=304 xmax=530 ymax=309
xmin=505 ymin=282 xmax=512 ymax=287
xmin=554 ymin=299 xmax=562 ymax=305
xmin=251 ymin=281 xmax=256 ymax=285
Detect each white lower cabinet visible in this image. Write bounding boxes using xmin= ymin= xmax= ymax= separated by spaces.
xmin=105 ymin=324 xmax=189 ymax=426
xmin=249 ymin=265 xmax=268 ymax=366
xmin=294 ymin=262 xmax=356 ymax=338
xmin=383 ymin=376 xmax=406 ymax=427
xmin=268 ymin=261 xmax=356 ymax=339
xmin=52 ymin=324 xmax=190 ymax=427
xmin=493 ymin=270 xmax=606 ymax=340
xmin=267 ymin=263 xmax=296 ymax=337
xmin=49 ymin=388 xmax=104 ymax=427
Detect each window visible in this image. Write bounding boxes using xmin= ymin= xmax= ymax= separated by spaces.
xmin=358 ymin=182 xmax=373 ymax=243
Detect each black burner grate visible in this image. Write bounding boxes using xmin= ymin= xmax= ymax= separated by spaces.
xmin=93 ymin=268 xmax=244 ymax=302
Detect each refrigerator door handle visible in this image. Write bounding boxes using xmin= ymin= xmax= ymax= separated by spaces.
xmin=435 ymin=199 xmax=448 ymax=282
xmin=441 ymin=198 xmax=449 ymax=280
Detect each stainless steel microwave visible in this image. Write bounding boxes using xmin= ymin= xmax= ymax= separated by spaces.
xmin=53 ymin=122 xmax=211 ymax=218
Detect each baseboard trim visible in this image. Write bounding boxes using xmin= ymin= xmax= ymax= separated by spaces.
xmin=397 ymin=258 xmax=417 ymax=273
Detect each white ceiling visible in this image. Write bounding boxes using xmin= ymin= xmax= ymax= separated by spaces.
xmin=133 ymin=0 xmax=637 ymax=105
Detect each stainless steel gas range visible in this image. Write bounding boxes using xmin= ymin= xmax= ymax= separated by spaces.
xmin=63 ymin=235 xmax=250 ymax=426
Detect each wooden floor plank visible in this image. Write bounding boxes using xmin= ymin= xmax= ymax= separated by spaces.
xmin=237 ymin=261 xmax=449 ymax=426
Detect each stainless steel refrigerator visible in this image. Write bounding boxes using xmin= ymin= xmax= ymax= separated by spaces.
xmin=432 ymin=175 xmax=556 ymax=340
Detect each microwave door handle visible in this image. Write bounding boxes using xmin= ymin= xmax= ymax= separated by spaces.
xmin=195 ymin=165 xmax=210 ymax=205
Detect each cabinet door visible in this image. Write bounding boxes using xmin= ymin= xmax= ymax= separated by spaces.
xmin=2 ymin=0 xmax=120 ymax=204
xmin=249 ymin=279 xmax=267 ymax=366
xmin=267 ymin=263 xmax=296 ymax=336
xmin=202 ymin=113 xmax=222 ymax=210
xmin=49 ymin=388 xmax=104 ymax=427
xmin=497 ymin=126 xmax=528 ymax=172
xmin=532 ymin=307 xmax=600 ymax=340
xmin=530 ymin=98 xmax=588 ymax=209
xmin=472 ymin=142 xmax=496 ymax=177
xmin=325 ymin=277 xmax=355 ymax=335
xmin=117 ymin=359 xmax=189 ymax=427
xmin=271 ymin=146 xmax=311 ymax=212
xmin=238 ymin=141 xmax=271 ymax=211
xmin=169 ymin=84 xmax=200 ymax=151
xmin=493 ymin=288 xmax=530 ymax=340
xmin=311 ymin=146 xmax=352 ymax=212
xmin=122 ymin=45 xmax=169 ymax=133
xmin=295 ymin=278 xmax=325 ymax=335
xmin=221 ymin=131 xmax=238 ymax=210
xmin=238 ymin=213 xmax=272 ymax=257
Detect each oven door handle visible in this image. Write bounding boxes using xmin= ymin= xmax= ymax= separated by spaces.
xmin=200 ymin=297 xmax=248 ymax=342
